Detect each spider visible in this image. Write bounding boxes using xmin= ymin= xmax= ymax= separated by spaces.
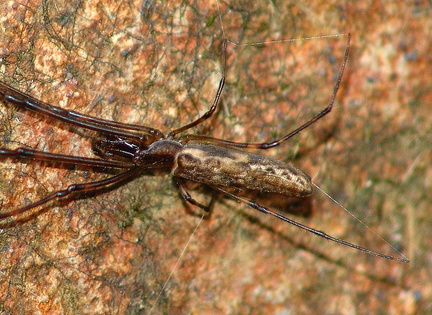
xmin=0 ymin=35 xmax=407 ymax=262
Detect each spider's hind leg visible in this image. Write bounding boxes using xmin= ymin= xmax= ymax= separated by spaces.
xmin=211 ymin=186 xmax=406 ymax=262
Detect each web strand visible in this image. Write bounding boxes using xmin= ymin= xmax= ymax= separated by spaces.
xmin=148 ymin=213 xmax=205 ymax=314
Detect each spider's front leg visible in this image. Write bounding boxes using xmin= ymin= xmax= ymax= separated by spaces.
xmin=0 ymin=167 xmax=138 ymax=221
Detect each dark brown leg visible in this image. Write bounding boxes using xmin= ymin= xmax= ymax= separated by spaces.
xmin=0 ymin=148 xmax=132 ymax=169
xmin=0 ymin=81 xmax=164 ymax=141
xmin=168 ymin=41 xmax=227 ymax=138
xmin=0 ymin=167 xmax=138 ymax=220
xmin=212 ymin=185 xmax=408 ymax=263
xmin=181 ymin=34 xmax=350 ymax=149
xmin=175 ymin=178 xmax=210 ymax=211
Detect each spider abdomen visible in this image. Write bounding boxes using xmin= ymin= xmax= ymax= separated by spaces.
xmin=173 ymin=143 xmax=312 ymax=197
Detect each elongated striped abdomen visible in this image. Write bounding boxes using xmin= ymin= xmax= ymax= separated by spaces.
xmin=172 ymin=143 xmax=312 ymax=198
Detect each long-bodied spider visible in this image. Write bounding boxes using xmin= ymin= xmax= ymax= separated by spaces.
xmin=0 ymin=34 xmax=408 ymax=262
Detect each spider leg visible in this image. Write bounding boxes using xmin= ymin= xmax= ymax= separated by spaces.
xmin=168 ymin=40 xmax=227 ymax=138
xmin=181 ymin=34 xmax=350 ymax=149
xmin=0 ymin=148 xmax=132 ymax=169
xmin=0 ymin=81 xmax=164 ymax=142
xmin=175 ymin=178 xmax=210 ymax=211
xmin=212 ymin=185 xmax=409 ymax=263
xmin=0 ymin=167 xmax=138 ymax=220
